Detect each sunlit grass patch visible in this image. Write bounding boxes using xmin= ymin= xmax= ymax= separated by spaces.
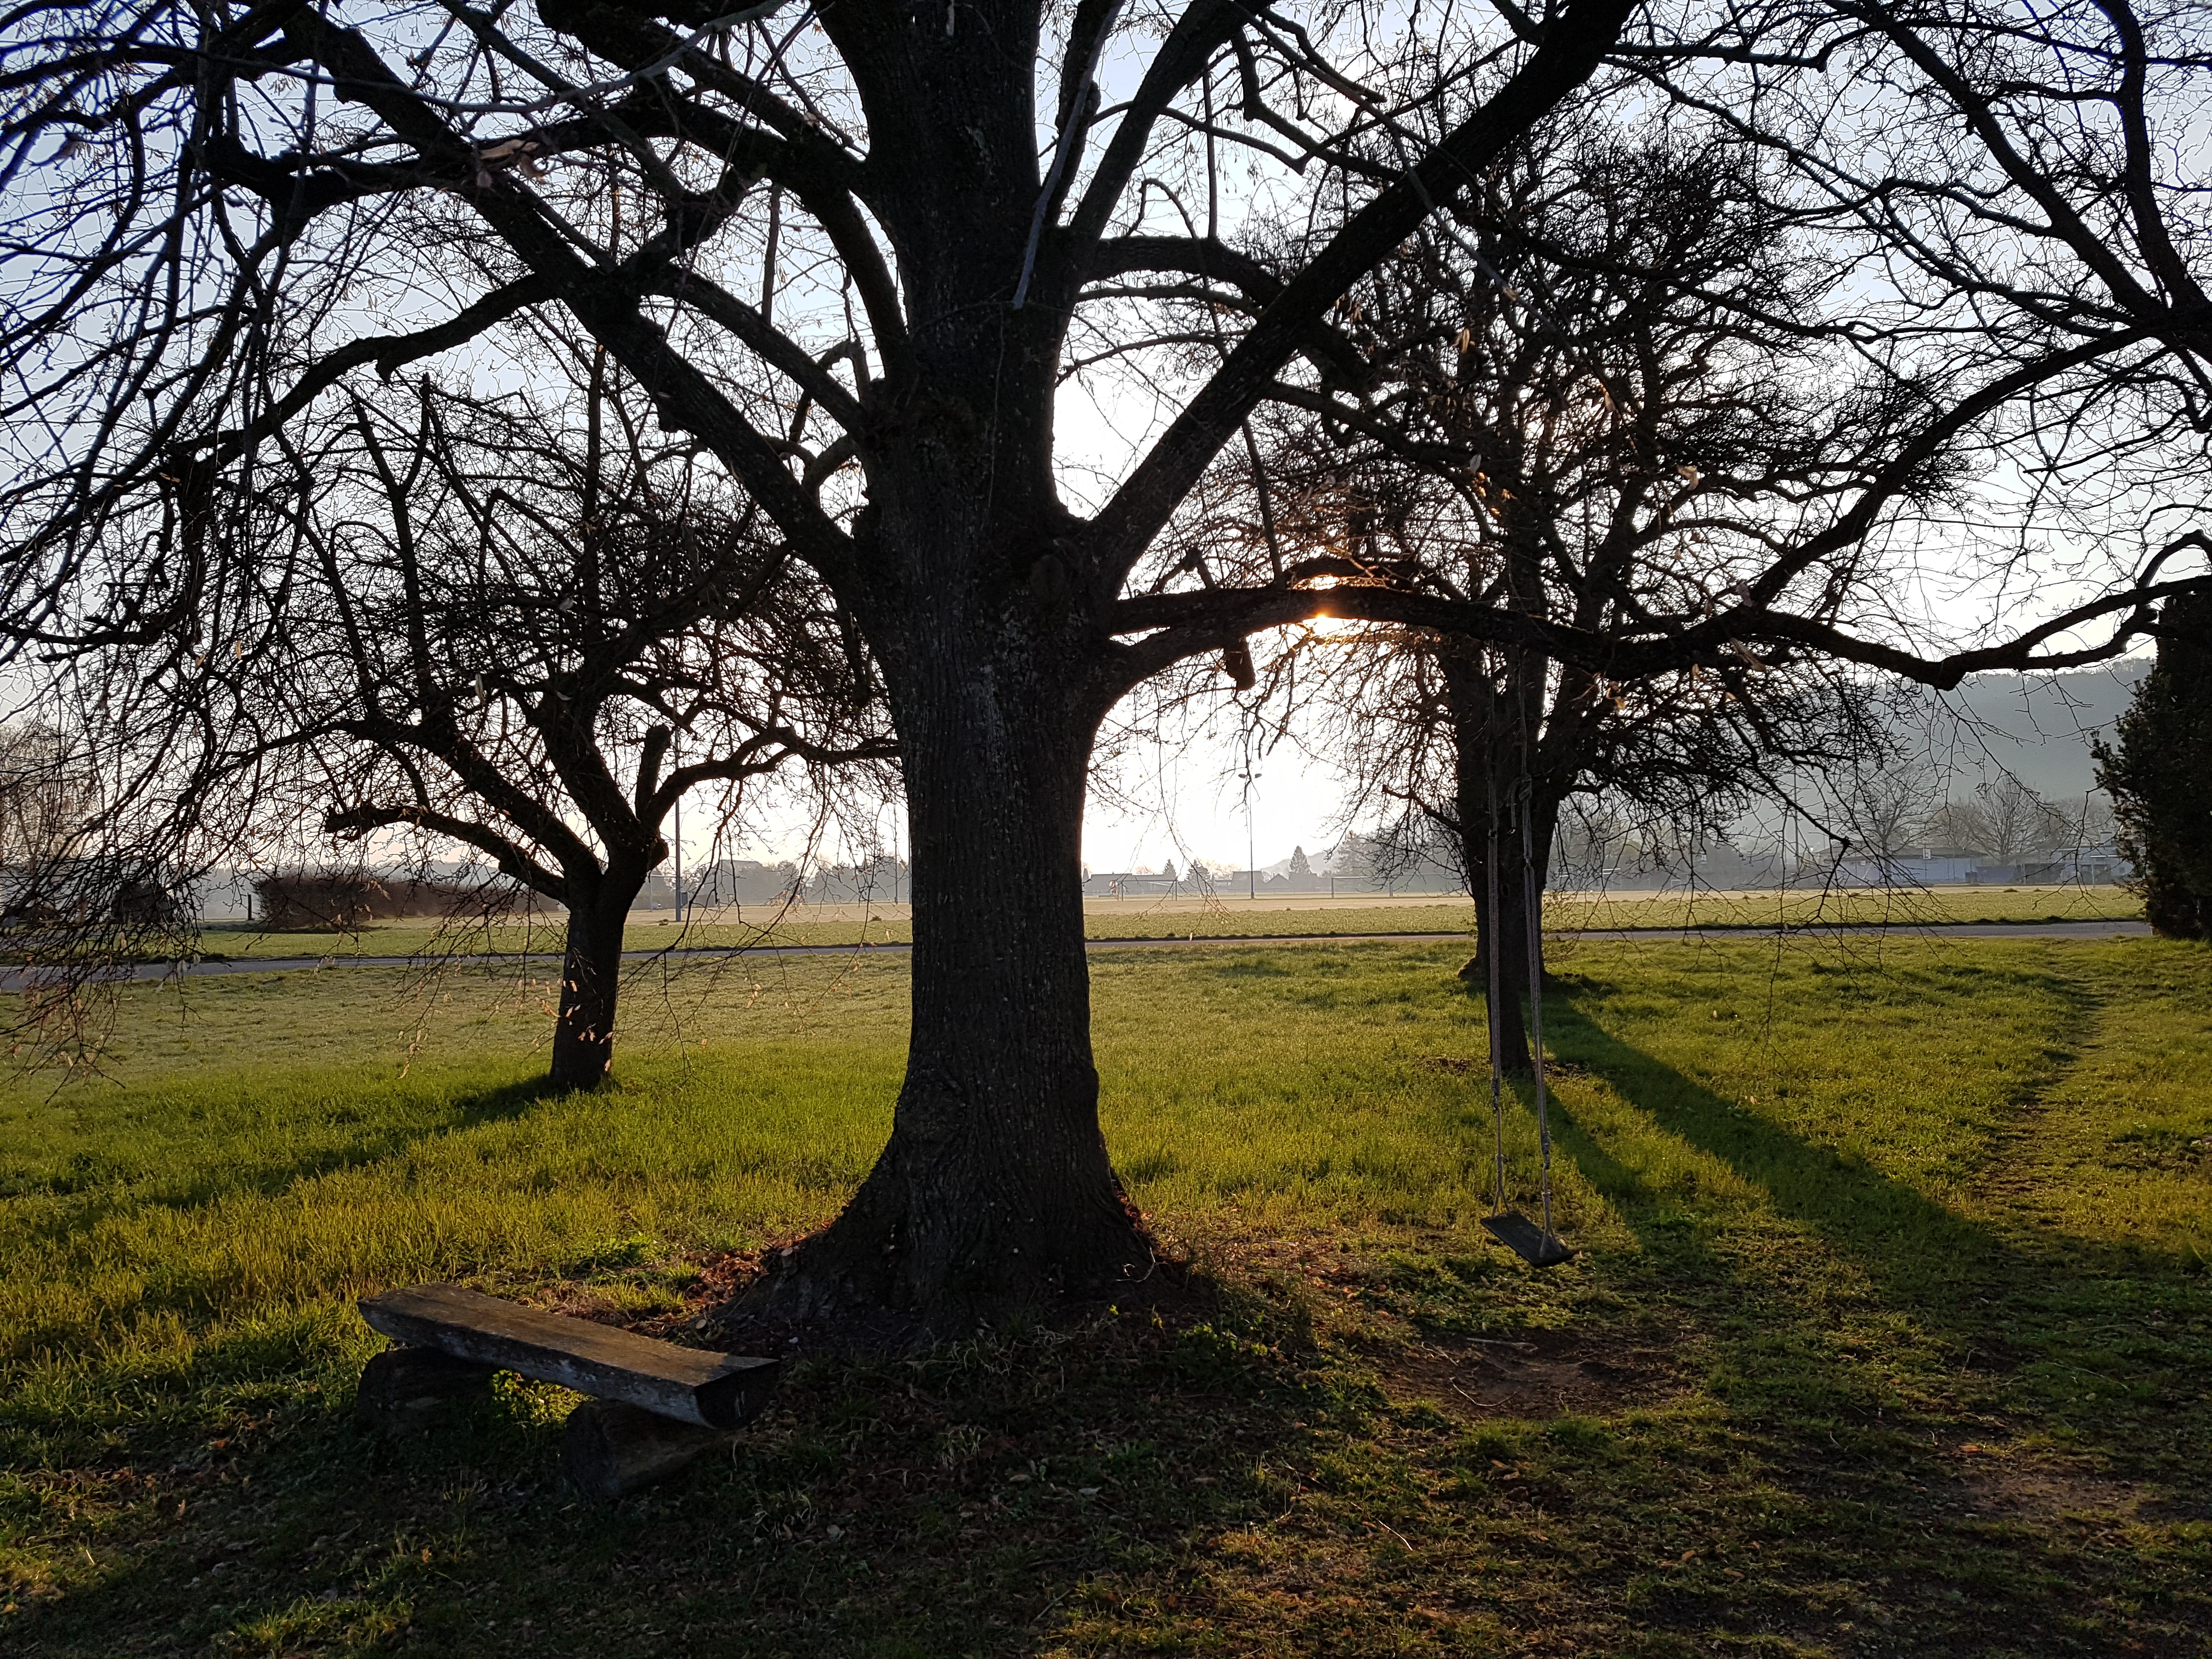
xmin=0 ymin=934 xmax=2205 ymax=1654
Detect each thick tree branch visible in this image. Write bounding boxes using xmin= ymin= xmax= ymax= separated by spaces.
xmin=1085 ymin=0 xmax=1638 ymax=586
xmin=325 ymin=800 xmax=572 ymax=900
xmin=1062 ymin=0 xmax=1246 ymax=257
xmin=292 ymin=8 xmax=862 ymax=597
xmin=1106 ymin=566 xmax=2211 ymax=703
xmin=1085 ymin=233 xmax=1374 ymax=387
xmin=646 ymin=727 xmax=896 ymax=821
xmin=640 ymin=262 xmax=866 ymax=432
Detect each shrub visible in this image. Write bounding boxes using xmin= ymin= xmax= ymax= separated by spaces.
xmin=2096 ymin=591 xmax=2212 ymax=939
xmin=250 ymin=872 xmax=521 ymax=931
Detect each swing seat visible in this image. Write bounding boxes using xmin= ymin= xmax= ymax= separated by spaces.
xmin=1482 ymin=1210 xmax=1575 ymax=1267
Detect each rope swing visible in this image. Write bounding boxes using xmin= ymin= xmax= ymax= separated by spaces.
xmin=1479 ymin=691 xmax=1573 ymax=1269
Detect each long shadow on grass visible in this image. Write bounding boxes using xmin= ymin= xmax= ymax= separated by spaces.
xmin=4 ymin=1311 xmax=1330 ymax=1659
xmin=1539 ymin=990 xmax=2211 ymax=1449
xmin=1547 ymin=997 xmax=1999 ymax=1306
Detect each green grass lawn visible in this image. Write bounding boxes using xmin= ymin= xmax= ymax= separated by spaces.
xmin=181 ymin=881 xmax=2143 ymax=962
xmin=2 ymin=935 xmax=2206 ymax=1655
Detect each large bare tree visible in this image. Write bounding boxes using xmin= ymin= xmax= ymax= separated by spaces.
xmin=1211 ymin=124 xmax=1910 ymax=1067
xmin=259 ymin=355 xmax=894 ymax=1090
xmin=1660 ymin=0 xmax=2212 ymax=549
xmin=5 ymin=337 xmax=894 ymax=1090
xmin=0 ymin=1 xmax=2199 ymax=1323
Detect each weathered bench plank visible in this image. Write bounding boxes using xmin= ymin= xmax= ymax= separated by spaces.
xmin=358 ymin=1284 xmax=778 ymax=1429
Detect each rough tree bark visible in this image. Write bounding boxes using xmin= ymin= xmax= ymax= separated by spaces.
xmin=747 ymin=178 xmax=1158 ymax=1313
xmin=1460 ymin=802 xmax=1560 ymax=1075
xmin=549 ymin=872 xmax=645 ymax=1092
xmin=753 ymin=641 xmax=1146 ymax=1317
xmin=1445 ymin=651 xmax=1564 ymax=1074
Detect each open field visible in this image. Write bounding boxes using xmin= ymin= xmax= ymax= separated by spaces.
xmin=2 ymin=934 xmax=2207 ymax=1655
xmin=185 ymin=882 xmax=2145 ymax=962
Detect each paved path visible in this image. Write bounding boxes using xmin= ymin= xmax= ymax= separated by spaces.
xmin=0 ymin=917 xmax=2150 ymax=989
xmin=1562 ymin=918 xmax=2148 ymax=943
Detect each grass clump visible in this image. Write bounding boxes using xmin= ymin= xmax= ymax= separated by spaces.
xmin=1 ymin=934 xmax=2206 ymax=1655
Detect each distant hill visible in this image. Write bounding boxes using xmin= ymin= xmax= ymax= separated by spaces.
xmin=1892 ymin=659 xmax=2148 ymax=800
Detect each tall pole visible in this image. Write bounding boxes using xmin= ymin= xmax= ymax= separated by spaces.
xmin=1243 ymin=768 xmax=1256 ymax=899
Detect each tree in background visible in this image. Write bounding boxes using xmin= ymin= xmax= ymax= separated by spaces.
xmin=38 ymin=346 xmax=894 ymax=1090
xmin=1957 ymin=778 xmax=2071 ymax=877
xmin=0 ymin=724 xmax=88 ymax=915
xmin=1843 ymin=759 xmax=1936 ymax=873
xmin=2097 ymin=592 xmax=2212 ymax=937
xmin=2056 ymin=795 xmax=2118 ymax=850
xmin=1920 ymin=779 xmax=2069 ymax=873
xmin=1 ymin=2 xmax=2200 ymax=1321
xmin=1214 ymin=126 xmax=1905 ymax=1066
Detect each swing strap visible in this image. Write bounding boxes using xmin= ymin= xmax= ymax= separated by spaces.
xmin=1477 ymin=735 xmax=1574 ymax=1269
xmin=1520 ymin=776 xmax=1561 ymax=1248
xmin=1484 ymin=769 xmax=1509 ymax=1217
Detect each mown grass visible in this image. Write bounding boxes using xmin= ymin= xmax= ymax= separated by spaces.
xmin=2 ymin=934 xmax=2207 ymax=1656
xmin=181 ymin=881 xmax=2142 ymax=962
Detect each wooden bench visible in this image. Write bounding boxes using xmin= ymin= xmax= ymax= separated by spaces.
xmin=356 ymin=1284 xmax=780 ymax=1498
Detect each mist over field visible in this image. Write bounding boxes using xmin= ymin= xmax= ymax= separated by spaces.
xmin=1904 ymin=664 xmax=2147 ymax=798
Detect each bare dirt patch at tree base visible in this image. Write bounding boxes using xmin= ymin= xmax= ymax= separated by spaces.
xmin=1369 ymin=1328 xmax=1683 ymax=1419
xmin=627 ymin=1245 xmax=1228 ymax=1360
xmin=1929 ymin=1440 xmax=2209 ymax=1529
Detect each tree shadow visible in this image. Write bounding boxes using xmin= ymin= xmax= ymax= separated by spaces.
xmin=2 ymin=1306 xmax=1335 ymax=1658
xmin=1534 ymin=988 xmax=2208 ymax=1459
xmin=10 ymin=967 xmax=2208 ymax=1656
xmin=1515 ymin=1069 xmax=1739 ymax=1289
xmin=11 ymin=1083 xmax=2208 ymax=1657
xmin=1544 ymin=998 xmax=2001 ymax=1303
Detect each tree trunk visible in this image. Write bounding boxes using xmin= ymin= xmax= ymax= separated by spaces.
xmin=1464 ymin=817 xmax=1533 ymax=1073
xmin=1449 ymin=658 xmax=1536 ymax=1071
xmin=549 ymin=883 xmax=634 ymax=1092
xmin=747 ymin=585 xmax=1152 ymax=1328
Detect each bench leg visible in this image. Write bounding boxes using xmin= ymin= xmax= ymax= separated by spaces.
xmin=357 ymin=1346 xmax=498 ymax=1437
xmin=562 ymin=1398 xmax=737 ymax=1500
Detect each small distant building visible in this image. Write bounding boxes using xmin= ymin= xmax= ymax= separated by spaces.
xmin=1832 ymin=851 xmax=1979 ymax=887
xmin=2018 ymin=843 xmax=2132 ymax=885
